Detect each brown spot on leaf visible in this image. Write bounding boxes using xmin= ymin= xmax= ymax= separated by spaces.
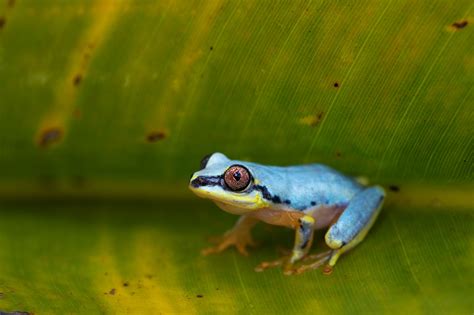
xmin=123 ymin=282 xmax=129 ymax=287
xmin=210 ymin=46 xmax=214 ymax=51
xmin=38 ymin=128 xmax=62 ymax=148
xmin=0 ymin=292 xmax=4 ymax=299
xmin=0 ymin=17 xmax=6 ymax=29
xmin=7 ymin=0 xmax=16 ymax=8
xmin=335 ymin=151 xmax=342 ymax=158
xmin=73 ymin=74 xmax=82 ymax=86
xmin=451 ymin=20 xmax=468 ymax=29
xmin=146 ymin=131 xmax=167 ymax=142
xmin=145 ymin=274 xmax=153 ymax=279
xmin=196 ymin=294 xmax=203 ymax=298
xmin=388 ymin=185 xmax=400 ymax=192
xmin=333 ymin=82 xmax=340 ymax=88
xmin=300 ymin=112 xmax=324 ymax=127
xmin=109 ymin=288 xmax=116 ymax=295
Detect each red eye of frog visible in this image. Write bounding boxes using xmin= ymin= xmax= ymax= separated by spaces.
xmin=224 ymin=165 xmax=251 ymax=191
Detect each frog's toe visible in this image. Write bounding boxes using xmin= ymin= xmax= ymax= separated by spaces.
xmin=292 ymin=250 xmax=333 ymax=275
xmin=301 ymin=249 xmax=333 ymax=263
xmin=236 ymin=243 xmax=249 ymax=256
xmin=322 ymin=265 xmax=333 ymax=275
xmin=201 ymin=246 xmax=222 ymax=256
xmin=234 ymin=235 xmax=258 ymax=256
xmin=201 ymin=236 xmax=234 ymax=255
xmin=202 ymin=231 xmax=257 ymax=256
xmin=254 ymin=256 xmax=288 ymax=272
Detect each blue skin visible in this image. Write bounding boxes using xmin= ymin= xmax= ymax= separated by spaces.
xmin=239 ymin=163 xmax=363 ymax=210
xmin=189 ymin=152 xmax=385 ymax=275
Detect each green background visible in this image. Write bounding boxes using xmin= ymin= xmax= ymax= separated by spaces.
xmin=0 ymin=0 xmax=472 ymax=314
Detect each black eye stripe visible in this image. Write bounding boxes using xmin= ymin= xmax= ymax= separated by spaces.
xmin=190 ymin=175 xmax=222 ymax=188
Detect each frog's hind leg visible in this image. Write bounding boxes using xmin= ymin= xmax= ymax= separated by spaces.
xmin=255 ymin=215 xmax=315 ymax=275
xmin=324 ymin=186 xmax=385 ymax=273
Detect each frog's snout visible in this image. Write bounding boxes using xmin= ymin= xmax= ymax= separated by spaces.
xmin=190 ymin=176 xmax=206 ymax=188
xmin=190 ymin=175 xmax=222 ymax=189
xmin=189 ymin=173 xmax=199 ymax=185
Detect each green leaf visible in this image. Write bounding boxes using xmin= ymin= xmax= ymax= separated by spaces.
xmin=0 ymin=0 xmax=472 ymax=314
xmin=0 ymin=202 xmax=472 ymax=314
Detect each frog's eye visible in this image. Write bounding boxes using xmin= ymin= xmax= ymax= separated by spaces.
xmin=224 ymin=165 xmax=251 ymax=192
xmin=200 ymin=153 xmax=212 ymax=170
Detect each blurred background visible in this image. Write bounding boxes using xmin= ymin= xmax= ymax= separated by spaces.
xmin=0 ymin=1 xmax=472 ymax=314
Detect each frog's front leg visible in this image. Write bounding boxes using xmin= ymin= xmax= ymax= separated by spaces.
xmin=290 ymin=215 xmax=315 ymax=263
xmin=323 ymin=186 xmax=385 ymax=273
xmin=202 ymin=214 xmax=258 ymax=256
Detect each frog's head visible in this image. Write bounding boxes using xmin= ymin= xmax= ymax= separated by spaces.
xmin=189 ymin=152 xmax=269 ymax=214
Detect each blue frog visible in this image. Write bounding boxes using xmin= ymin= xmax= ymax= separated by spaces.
xmin=189 ymin=153 xmax=385 ymax=275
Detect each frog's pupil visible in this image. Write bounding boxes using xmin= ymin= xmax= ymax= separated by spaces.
xmin=233 ymin=171 xmax=241 ymax=181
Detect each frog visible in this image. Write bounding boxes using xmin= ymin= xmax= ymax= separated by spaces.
xmin=189 ymin=152 xmax=385 ymax=275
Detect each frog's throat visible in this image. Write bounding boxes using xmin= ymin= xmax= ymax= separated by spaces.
xmin=189 ymin=186 xmax=269 ymax=210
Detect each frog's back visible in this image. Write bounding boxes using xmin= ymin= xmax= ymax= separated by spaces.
xmin=244 ymin=162 xmax=363 ymax=211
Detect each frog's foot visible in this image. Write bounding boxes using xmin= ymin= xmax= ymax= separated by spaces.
xmin=255 ymin=250 xmax=333 ymax=275
xmin=288 ymin=250 xmax=333 ymax=275
xmin=202 ymin=230 xmax=257 ymax=256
